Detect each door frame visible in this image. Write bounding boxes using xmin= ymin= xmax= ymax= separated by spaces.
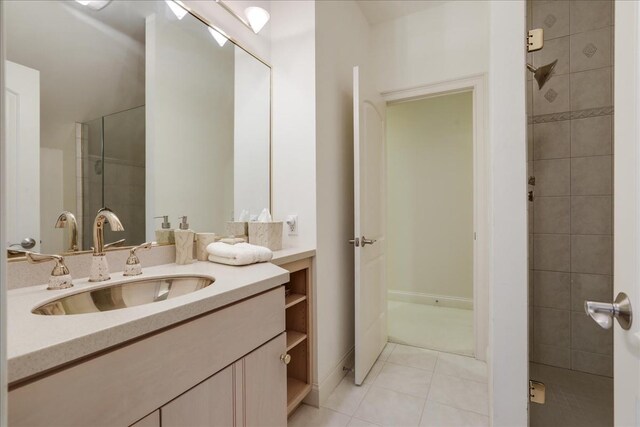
xmin=613 ymin=1 xmax=640 ymax=425
xmin=381 ymin=74 xmax=488 ymax=360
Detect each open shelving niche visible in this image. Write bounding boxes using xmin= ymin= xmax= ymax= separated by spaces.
xmin=281 ymin=258 xmax=313 ymax=416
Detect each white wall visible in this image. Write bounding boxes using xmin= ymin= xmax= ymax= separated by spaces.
xmin=314 ymin=0 xmax=372 ymax=401
xmin=40 ymin=148 xmax=64 ymax=253
xmin=371 ymin=1 xmax=490 ymax=93
xmin=234 ymin=47 xmax=271 ymax=219
xmin=146 ymin=13 xmax=234 ymax=237
xmin=270 ymin=0 xmax=317 ymax=249
xmin=386 ymin=92 xmax=474 ymax=302
xmin=487 ymin=1 xmax=528 ymax=425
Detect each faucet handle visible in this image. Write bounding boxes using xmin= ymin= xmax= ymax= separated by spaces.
xmin=25 ymin=252 xmax=73 ymax=290
xmin=104 ymin=238 xmax=126 ymax=250
xmin=123 ymin=242 xmax=152 ymax=276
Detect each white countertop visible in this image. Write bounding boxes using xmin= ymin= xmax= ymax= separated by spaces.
xmin=7 ymin=261 xmax=289 ymax=384
xmin=271 ymin=247 xmax=316 ymax=266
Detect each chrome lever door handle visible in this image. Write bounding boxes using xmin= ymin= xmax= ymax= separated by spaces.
xmin=348 ymin=238 xmax=360 ymax=247
xmin=585 ymin=292 xmax=632 ymax=330
xmin=361 ymin=236 xmax=377 ymax=247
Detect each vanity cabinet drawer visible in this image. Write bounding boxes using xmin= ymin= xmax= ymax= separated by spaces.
xmin=9 ymin=287 xmax=285 ymax=427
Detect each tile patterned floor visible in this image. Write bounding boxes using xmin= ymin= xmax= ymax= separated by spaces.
xmin=388 ymin=301 xmax=474 ymax=356
xmin=288 ymin=343 xmax=489 ymax=427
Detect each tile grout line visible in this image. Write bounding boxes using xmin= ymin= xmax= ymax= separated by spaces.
xmin=417 ymin=351 xmax=440 ymax=426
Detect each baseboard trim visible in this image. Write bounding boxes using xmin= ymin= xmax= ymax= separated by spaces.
xmin=388 ymin=290 xmax=473 ymax=310
xmin=305 ymin=347 xmax=354 ymax=407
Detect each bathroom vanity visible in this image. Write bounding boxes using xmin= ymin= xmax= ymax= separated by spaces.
xmin=6 ymin=248 xmax=316 ymax=426
xmin=7 ymin=261 xmax=291 ymax=426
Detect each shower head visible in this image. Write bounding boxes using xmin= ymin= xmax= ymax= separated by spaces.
xmin=527 ymin=59 xmax=558 ymax=90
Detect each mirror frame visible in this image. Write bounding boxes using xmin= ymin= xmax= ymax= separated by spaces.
xmin=7 ymin=1 xmax=273 ymax=262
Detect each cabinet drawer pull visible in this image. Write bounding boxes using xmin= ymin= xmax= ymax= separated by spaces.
xmin=280 ymin=354 xmax=291 ymax=365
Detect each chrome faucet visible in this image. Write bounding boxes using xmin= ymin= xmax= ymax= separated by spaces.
xmin=90 ymin=207 xmax=124 ymax=282
xmin=55 ymin=211 xmax=79 ymax=252
xmin=92 ymin=207 xmax=124 ymax=256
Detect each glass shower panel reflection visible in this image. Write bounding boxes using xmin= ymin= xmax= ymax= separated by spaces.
xmin=81 ymin=106 xmax=145 ymax=250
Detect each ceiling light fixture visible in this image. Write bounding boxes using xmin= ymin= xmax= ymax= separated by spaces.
xmin=74 ymin=0 xmax=112 ymax=11
xmin=245 ymin=7 xmax=270 ymax=34
xmin=208 ymin=27 xmax=229 ymax=47
xmin=165 ymin=0 xmax=188 ymax=20
xmin=215 ymin=1 xmax=270 ymax=34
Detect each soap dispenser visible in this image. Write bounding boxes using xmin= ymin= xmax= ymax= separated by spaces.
xmin=174 ymin=216 xmax=195 ymax=265
xmin=154 ymin=215 xmax=175 ymax=244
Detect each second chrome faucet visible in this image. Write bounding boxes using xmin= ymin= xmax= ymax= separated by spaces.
xmin=90 ymin=207 xmax=125 ymax=282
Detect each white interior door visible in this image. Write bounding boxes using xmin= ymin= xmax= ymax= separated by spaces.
xmin=613 ymin=2 xmax=640 ymax=424
xmin=353 ymin=66 xmax=387 ymax=385
xmin=5 ymin=60 xmax=40 ymax=252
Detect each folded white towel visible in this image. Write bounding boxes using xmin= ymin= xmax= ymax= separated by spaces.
xmin=219 ymin=237 xmax=246 ymax=245
xmin=206 ymin=242 xmax=272 ymax=266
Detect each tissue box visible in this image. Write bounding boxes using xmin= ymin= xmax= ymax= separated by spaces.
xmin=225 ymin=221 xmax=248 ymax=238
xmin=248 ymin=221 xmax=283 ymax=251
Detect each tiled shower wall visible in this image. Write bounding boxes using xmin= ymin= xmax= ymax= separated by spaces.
xmin=527 ymin=0 xmax=614 ymax=377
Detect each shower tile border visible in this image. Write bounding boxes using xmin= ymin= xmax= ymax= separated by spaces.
xmin=528 ymin=105 xmax=614 ymax=124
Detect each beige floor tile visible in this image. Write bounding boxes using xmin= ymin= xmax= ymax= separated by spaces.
xmin=323 ymin=376 xmax=370 ymax=416
xmin=379 ymin=343 xmax=397 ymax=362
xmin=373 ymin=362 xmax=433 ymax=398
xmin=427 ymin=373 xmax=489 ymax=416
xmin=288 ymin=404 xmax=351 ymax=427
xmin=434 ymin=353 xmax=488 ymax=383
xmin=387 ymin=344 xmax=439 ymax=372
xmin=347 ymin=418 xmax=382 ymax=427
xmin=354 ymin=387 xmax=425 ymax=427
xmin=420 ymin=401 xmax=489 ymax=427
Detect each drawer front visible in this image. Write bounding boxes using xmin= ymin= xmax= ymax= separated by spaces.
xmin=9 ymin=287 xmax=285 ymax=426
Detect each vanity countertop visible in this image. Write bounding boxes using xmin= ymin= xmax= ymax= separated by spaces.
xmin=7 ymin=261 xmax=289 ymax=384
xmin=271 ymin=247 xmax=316 ymax=266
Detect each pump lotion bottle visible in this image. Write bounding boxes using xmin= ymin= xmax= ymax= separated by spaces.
xmin=174 ymin=216 xmax=195 ymax=265
xmin=154 ymin=215 xmax=175 ymax=244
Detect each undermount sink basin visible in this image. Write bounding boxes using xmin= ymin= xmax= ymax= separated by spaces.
xmin=33 ymin=275 xmax=214 ymax=315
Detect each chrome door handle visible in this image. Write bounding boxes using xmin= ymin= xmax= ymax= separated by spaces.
xmin=348 ymin=238 xmax=360 ymax=247
xmin=9 ymin=237 xmax=36 ymax=249
xmin=585 ymin=292 xmax=632 ymax=330
xmin=361 ymin=236 xmax=377 ymax=247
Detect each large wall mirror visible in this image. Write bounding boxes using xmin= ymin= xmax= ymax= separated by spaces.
xmin=5 ymin=0 xmax=271 ymax=256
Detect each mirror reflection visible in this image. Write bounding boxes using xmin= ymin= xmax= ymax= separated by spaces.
xmin=5 ymin=0 xmax=271 ymax=256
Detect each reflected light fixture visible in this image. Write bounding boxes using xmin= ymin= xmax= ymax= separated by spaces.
xmin=245 ymin=7 xmax=270 ymax=34
xmin=165 ymin=0 xmax=188 ymax=20
xmin=215 ymin=1 xmax=270 ymax=34
xmin=74 ymin=0 xmax=111 ymax=10
xmin=208 ymin=27 xmax=229 ymax=47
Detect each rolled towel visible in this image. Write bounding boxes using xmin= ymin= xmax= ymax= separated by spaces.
xmin=206 ymin=242 xmax=273 ymax=266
